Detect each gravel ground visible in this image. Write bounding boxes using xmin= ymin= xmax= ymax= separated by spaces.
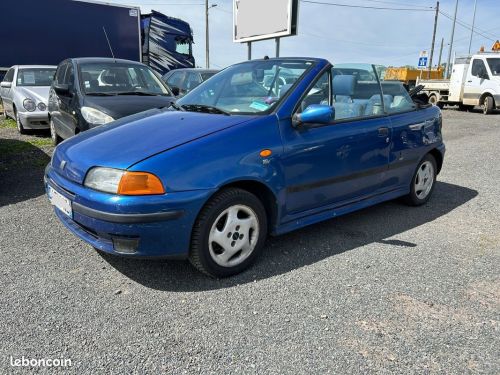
xmin=0 ymin=109 xmax=499 ymax=374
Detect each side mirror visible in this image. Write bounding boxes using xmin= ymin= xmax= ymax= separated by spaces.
xmin=479 ymin=70 xmax=489 ymax=80
xmin=0 ymin=81 xmax=12 ymax=88
xmin=292 ymin=104 xmax=334 ymax=128
xmin=54 ymin=83 xmax=70 ymax=95
xmin=170 ymin=86 xmax=180 ymax=96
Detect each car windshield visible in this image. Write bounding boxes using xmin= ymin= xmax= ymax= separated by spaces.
xmin=79 ymin=63 xmax=171 ymax=95
xmin=176 ymin=59 xmax=314 ymax=114
xmin=17 ymin=68 xmax=56 ymax=87
xmin=487 ymin=58 xmax=500 ymax=76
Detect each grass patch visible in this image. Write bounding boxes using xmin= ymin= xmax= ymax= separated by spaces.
xmin=28 ymin=138 xmax=53 ymax=147
xmin=0 ymin=118 xmax=16 ymax=129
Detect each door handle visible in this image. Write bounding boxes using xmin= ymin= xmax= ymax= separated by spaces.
xmin=467 ymin=80 xmax=472 ymax=83
xmin=378 ymin=127 xmax=389 ymax=137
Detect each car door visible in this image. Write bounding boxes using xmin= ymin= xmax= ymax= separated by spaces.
xmin=52 ymin=62 xmax=78 ymax=139
xmin=0 ymin=67 xmax=15 ymax=116
xmin=280 ymin=64 xmax=392 ymax=217
xmin=463 ymin=58 xmax=489 ymax=105
xmin=381 ymin=81 xmax=441 ymax=189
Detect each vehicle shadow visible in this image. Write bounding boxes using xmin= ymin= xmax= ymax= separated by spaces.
xmin=101 ymin=181 xmax=478 ymax=292
xmin=0 ymin=138 xmax=50 ymax=207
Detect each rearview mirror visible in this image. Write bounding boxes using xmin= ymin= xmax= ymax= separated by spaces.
xmin=170 ymin=86 xmax=180 ymax=96
xmin=54 ymin=83 xmax=70 ymax=95
xmin=292 ymin=104 xmax=334 ymax=128
xmin=0 ymin=81 xmax=11 ymax=88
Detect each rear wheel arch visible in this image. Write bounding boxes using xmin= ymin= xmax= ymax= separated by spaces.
xmin=428 ymin=148 xmax=443 ymax=174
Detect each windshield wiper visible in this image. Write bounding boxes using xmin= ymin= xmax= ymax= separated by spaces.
xmin=114 ymin=91 xmax=160 ymax=96
xmin=169 ymin=102 xmax=185 ymax=111
xmin=181 ymin=104 xmax=231 ymax=116
xmin=85 ymin=92 xmax=117 ymax=96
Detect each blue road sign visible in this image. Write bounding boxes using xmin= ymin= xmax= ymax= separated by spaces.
xmin=418 ymin=57 xmax=428 ymax=68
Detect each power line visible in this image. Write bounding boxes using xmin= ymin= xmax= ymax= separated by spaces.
xmin=301 ymin=0 xmax=434 ymax=11
xmin=439 ymin=11 xmax=496 ymax=42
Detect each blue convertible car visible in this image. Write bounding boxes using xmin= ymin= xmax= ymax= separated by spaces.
xmin=45 ymin=58 xmax=445 ymax=277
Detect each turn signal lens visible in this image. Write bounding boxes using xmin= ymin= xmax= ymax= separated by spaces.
xmin=117 ymin=172 xmax=165 ymax=195
xmin=260 ymin=149 xmax=272 ymax=157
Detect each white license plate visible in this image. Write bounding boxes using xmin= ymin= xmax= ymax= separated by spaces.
xmin=48 ymin=185 xmax=72 ymax=218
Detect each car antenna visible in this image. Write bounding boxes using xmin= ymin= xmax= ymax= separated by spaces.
xmin=102 ymin=27 xmax=116 ymax=62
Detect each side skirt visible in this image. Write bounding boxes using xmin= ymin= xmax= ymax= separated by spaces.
xmin=273 ymin=187 xmax=409 ymax=236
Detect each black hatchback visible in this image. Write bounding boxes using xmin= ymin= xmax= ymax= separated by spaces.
xmin=48 ymin=57 xmax=174 ymax=145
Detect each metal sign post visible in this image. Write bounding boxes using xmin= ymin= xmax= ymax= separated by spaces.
xmin=275 ymin=38 xmax=280 ymax=58
xmin=247 ymin=42 xmax=252 ymax=60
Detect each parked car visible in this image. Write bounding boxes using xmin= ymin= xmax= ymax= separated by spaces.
xmin=162 ymin=68 xmax=218 ymax=96
xmin=48 ymin=57 xmax=174 ymax=145
xmin=0 ymin=65 xmax=56 ymax=133
xmin=45 ymin=58 xmax=445 ymax=277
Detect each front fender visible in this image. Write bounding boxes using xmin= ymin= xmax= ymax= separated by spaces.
xmin=129 ymin=115 xmax=285 ymax=194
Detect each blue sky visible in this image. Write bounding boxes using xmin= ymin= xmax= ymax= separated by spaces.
xmin=105 ymin=0 xmax=499 ymax=68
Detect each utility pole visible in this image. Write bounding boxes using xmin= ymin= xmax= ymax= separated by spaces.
xmin=428 ymin=1 xmax=439 ymax=78
xmin=438 ymin=37 xmax=444 ymax=70
xmin=445 ymin=0 xmax=459 ymax=79
xmin=468 ymin=0 xmax=478 ymax=54
xmin=205 ymin=1 xmax=217 ymax=68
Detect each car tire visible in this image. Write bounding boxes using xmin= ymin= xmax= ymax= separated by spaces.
xmin=483 ymin=96 xmax=494 ymax=115
xmin=429 ymin=94 xmax=443 ymax=109
xmin=404 ymin=154 xmax=437 ymax=206
xmin=189 ymin=188 xmax=268 ymax=278
xmin=0 ymin=99 xmax=6 ymax=120
xmin=15 ymin=110 xmax=27 ymax=135
xmin=50 ymin=118 xmax=62 ymax=146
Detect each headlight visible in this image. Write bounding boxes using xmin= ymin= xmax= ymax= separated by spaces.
xmin=37 ymin=102 xmax=47 ymax=111
xmin=81 ymin=106 xmax=114 ymax=125
xmin=84 ymin=167 xmax=124 ymax=194
xmin=84 ymin=167 xmax=165 ymax=195
xmin=23 ymin=98 xmax=36 ymax=112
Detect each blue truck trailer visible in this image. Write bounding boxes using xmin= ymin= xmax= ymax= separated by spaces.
xmin=0 ymin=0 xmax=194 ymax=77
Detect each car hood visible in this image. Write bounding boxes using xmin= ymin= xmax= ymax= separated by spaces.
xmin=52 ymin=109 xmax=255 ymax=184
xmin=83 ymin=95 xmax=174 ymax=120
xmin=15 ymin=86 xmax=50 ymax=104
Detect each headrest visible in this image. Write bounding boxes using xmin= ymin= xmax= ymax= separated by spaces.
xmin=333 ymin=75 xmax=356 ymax=96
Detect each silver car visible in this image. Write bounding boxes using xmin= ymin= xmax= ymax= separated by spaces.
xmin=0 ymin=65 xmax=56 ymax=133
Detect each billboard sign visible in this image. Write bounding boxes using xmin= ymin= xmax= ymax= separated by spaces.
xmin=233 ymin=0 xmax=299 ymax=43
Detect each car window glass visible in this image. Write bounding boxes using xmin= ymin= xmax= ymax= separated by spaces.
xmin=332 ymin=63 xmax=384 ymax=121
xmin=16 ymin=68 xmax=56 ymax=87
xmin=63 ymin=64 xmax=74 ymax=87
xmin=186 ymin=73 xmax=202 ymax=90
xmin=167 ymin=72 xmax=184 ymax=89
xmin=380 ymin=81 xmax=416 ymax=113
xmin=78 ymin=63 xmax=170 ymax=95
xmin=298 ymin=71 xmax=330 ymax=113
xmin=486 ymin=58 xmax=500 ymax=76
xmin=200 ymin=72 xmax=216 ymax=81
xmin=178 ymin=59 xmax=312 ymax=114
xmin=3 ymin=68 xmax=14 ymax=83
xmin=471 ymin=59 xmax=488 ymax=77
xmin=55 ymin=63 xmax=67 ymax=84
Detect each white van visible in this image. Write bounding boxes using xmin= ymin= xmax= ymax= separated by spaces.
xmin=418 ymin=52 xmax=500 ymax=114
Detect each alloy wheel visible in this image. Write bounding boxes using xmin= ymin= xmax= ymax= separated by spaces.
xmin=208 ymin=204 xmax=259 ymax=267
xmin=414 ymin=161 xmax=434 ymax=200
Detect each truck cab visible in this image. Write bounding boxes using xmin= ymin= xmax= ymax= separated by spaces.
xmin=418 ymin=52 xmax=500 ymax=114
xmin=462 ymin=54 xmax=500 ymax=113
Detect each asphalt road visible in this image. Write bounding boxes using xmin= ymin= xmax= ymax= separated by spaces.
xmin=0 ymin=109 xmax=499 ymax=374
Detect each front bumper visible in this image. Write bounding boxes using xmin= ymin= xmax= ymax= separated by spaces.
xmin=19 ymin=110 xmax=49 ymax=129
xmin=45 ymin=164 xmax=215 ymax=258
